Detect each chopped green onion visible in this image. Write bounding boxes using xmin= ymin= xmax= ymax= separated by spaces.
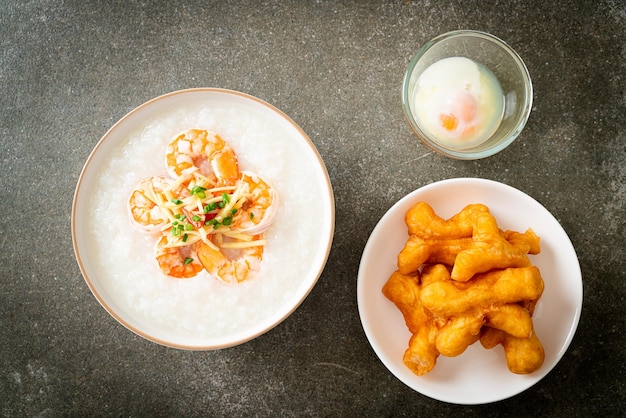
xmin=171 ymin=198 xmax=183 ymax=205
xmin=185 ymin=224 xmax=193 ymax=231
xmin=221 ymin=192 xmax=230 ymax=204
xmin=191 ymin=185 xmax=206 ymax=193
xmin=249 ymin=212 xmax=255 ymax=220
xmin=206 ymin=219 xmax=219 ymax=229
xmin=191 ymin=185 xmax=207 ymax=197
xmin=182 ymin=233 xmax=188 ymax=243
xmin=204 ymin=202 xmax=217 ymax=213
xmin=222 ymin=216 xmax=233 ymax=226
xmin=192 ymin=215 xmax=201 ymax=222
xmin=183 ymin=257 xmax=193 ymax=265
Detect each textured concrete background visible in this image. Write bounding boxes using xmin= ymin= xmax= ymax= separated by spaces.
xmin=1 ymin=1 xmax=625 ymax=416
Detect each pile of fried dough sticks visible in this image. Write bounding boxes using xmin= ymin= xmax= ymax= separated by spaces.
xmin=383 ymin=202 xmax=545 ymax=375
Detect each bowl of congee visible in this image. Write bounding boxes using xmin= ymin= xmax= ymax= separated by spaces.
xmin=72 ymin=89 xmax=335 ymax=350
xmin=402 ymin=30 xmax=532 ymax=159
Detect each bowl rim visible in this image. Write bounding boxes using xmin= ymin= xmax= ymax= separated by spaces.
xmin=71 ymin=87 xmax=335 ymax=350
xmin=401 ymin=30 xmax=533 ymax=160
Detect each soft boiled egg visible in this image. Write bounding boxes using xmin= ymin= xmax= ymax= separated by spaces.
xmin=412 ymin=56 xmax=504 ymax=149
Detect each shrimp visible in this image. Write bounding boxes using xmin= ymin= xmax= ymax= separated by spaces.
xmin=155 ymin=236 xmax=204 ymax=279
xmin=196 ymin=235 xmax=265 ymax=284
xmin=128 ymin=128 xmax=279 ymax=283
xmin=165 ymin=129 xmax=240 ymax=185
xmin=229 ymin=172 xmax=278 ymax=234
xmin=128 ymin=176 xmax=174 ymax=234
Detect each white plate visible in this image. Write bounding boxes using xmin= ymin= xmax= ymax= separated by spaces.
xmin=357 ymin=178 xmax=582 ymax=404
xmin=72 ymin=88 xmax=334 ymax=350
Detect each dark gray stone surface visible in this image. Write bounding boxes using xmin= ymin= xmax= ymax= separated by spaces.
xmin=1 ymin=1 xmax=624 ymax=416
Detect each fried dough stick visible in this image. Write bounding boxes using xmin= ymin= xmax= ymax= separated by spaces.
xmin=503 ymin=229 xmax=541 ymax=255
xmin=400 ymin=202 xmax=540 ymax=277
xmin=435 ymin=314 xmax=483 ymax=357
xmin=397 ymin=236 xmax=473 ymax=274
xmin=502 ymin=331 xmax=545 ymax=374
xmin=452 ymin=212 xmax=536 ymax=281
xmin=480 ymin=327 xmax=545 ymax=374
xmin=420 ymin=266 xmax=545 ymax=317
xmin=484 ymin=303 xmax=534 ymax=339
xmin=382 ymin=270 xmax=440 ymax=375
xmin=405 ymin=202 xmax=489 ymax=238
xmin=415 ymin=264 xmax=483 ymax=358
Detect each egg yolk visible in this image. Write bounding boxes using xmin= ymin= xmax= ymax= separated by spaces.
xmin=438 ymin=90 xmax=478 ymax=138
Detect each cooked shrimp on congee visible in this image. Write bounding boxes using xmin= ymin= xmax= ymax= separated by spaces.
xmin=127 ymin=129 xmax=278 ymax=282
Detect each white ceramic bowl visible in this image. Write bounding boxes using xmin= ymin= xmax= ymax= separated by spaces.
xmin=72 ymin=88 xmax=335 ymax=350
xmin=357 ymin=178 xmax=582 ymax=404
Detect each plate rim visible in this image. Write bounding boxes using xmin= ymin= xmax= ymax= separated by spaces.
xmin=72 ymin=88 xmax=335 ymax=350
xmin=357 ymin=177 xmax=583 ymax=404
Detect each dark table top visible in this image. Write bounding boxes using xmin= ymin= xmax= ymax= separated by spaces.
xmin=2 ymin=1 xmax=624 ymax=416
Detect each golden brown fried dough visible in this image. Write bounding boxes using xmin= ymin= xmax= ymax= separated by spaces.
xmin=451 ymin=212 xmax=532 ymax=281
xmin=384 ymin=201 xmax=545 ymax=376
xmin=502 ymin=332 xmax=545 ymax=374
xmin=520 ymin=298 xmax=539 ymax=316
xmin=435 ymin=314 xmax=483 ymax=357
xmin=479 ymin=326 xmax=545 ymax=374
xmin=403 ymin=323 xmax=441 ymax=376
xmin=405 ymin=202 xmax=489 ymax=238
xmin=383 ymin=271 xmax=441 ymax=376
xmin=397 ymin=235 xmax=473 ymax=274
xmin=397 ymin=236 xmax=430 ymax=275
xmin=420 ymin=263 xmax=452 ymax=286
xmin=479 ymin=326 xmax=506 ymax=349
xmin=420 ymin=266 xmax=544 ymax=317
xmin=484 ymin=304 xmax=534 ymax=339
xmin=503 ymin=228 xmax=541 ymax=255
xmin=382 ymin=270 xmax=423 ymax=333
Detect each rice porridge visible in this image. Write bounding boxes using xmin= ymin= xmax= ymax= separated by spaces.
xmin=88 ymin=101 xmax=328 ymax=343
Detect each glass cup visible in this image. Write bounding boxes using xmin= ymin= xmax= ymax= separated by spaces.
xmin=402 ymin=30 xmax=532 ymax=160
